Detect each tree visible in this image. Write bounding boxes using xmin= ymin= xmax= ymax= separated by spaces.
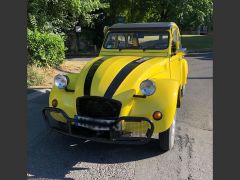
xmin=27 ymin=0 xmax=109 ymax=33
xmin=101 ymin=0 xmax=213 ymax=31
xmin=175 ymin=0 xmax=213 ymax=30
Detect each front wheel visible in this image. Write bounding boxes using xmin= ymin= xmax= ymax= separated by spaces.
xmin=159 ymin=113 xmax=176 ymax=151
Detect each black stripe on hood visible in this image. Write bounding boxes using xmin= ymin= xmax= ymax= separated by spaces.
xmin=104 ymin=57 xmax=152 ymax=99
xmin=84 ymin=56 xmax=111 ymax=96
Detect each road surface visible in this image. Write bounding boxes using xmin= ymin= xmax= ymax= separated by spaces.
xmin=27 ymin=52 xmax=213 ymax=180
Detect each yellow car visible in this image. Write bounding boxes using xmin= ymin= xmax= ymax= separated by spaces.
xmin=43 ymin=22 xmax=188 ymax=151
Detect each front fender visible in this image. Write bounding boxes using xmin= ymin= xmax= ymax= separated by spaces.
xmin=128 ymin=79 xmax=179 ymax=133
xmin=181 ymin=58 xmax=188 ymax=85
xmin=49 ymin=86 xmax=76 ymax=118
xmin=49 ymin=73 xmax=79 ymax=119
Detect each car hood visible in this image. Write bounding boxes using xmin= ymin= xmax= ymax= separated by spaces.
xmin=74 ymin=55 xmax=170 ymax=100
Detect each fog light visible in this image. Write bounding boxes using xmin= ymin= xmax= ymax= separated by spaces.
xmin=52 ymin=99 xmax=58 ymax=107
xmin=153 ymin=111 xmax=162 ymax=120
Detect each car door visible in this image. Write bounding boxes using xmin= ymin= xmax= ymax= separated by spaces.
xmin=169 ymin=28 xmax=182 ymax=83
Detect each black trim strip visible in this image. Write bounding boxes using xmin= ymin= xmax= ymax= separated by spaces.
xmin=104 ymin=57 xmax=152 ymax=98
xmin=64 ymin=75 xmax=75 ymax=92
xmin=84 ymin=56 xmax=111 ymax=96
xmin=133 ymin=94 xmax=146 ymax=98
xmin=65 ymin=87 xmax=75 ymax=92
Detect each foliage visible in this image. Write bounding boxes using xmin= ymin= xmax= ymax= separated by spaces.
xmin=27 ymin=0 xmax=109 ymax=33
xmin=27 ymin=0 xmax=109 ymax=67
xmin=27 ymin=65 xmax=45 ymax=86
xmin=26 ymin=0 xmax=213 ymax=64
xmin=175 ymin=0 xmax=213 ymax=30
xmin=27 ymin=29 xmax=65 ymax=67
xmin=101 ymin=0 xmax=213 ymax=30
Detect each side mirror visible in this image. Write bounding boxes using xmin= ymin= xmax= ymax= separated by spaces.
xmin=176 ymin=47 xmax=187 ymax=55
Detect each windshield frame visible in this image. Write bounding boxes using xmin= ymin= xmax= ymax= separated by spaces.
xmin=102 ymin=30 xmax=170 ymax=51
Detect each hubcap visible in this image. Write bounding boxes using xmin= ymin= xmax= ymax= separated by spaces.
xmin=182 ymin=85 xmax=186 ymax=97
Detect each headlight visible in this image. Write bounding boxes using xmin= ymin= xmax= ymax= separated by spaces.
xmin=140 ymin=80 xmax=156 ymax=96
xmin=54 ymin=74 xmax=68 ymax=89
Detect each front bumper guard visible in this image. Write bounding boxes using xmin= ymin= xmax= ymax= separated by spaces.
xmin=42 ymin=107 xmax=154 ymax=144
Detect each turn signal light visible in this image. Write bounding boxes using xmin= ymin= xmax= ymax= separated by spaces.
xmin=52 ymin=99 xmax=58 ymax=107
xmin=153 ymin=111 xmax=162 ymax=120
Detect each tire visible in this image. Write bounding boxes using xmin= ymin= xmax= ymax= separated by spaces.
xmin=159 ymin=113 xmax=176 ymax=151
xmin=177 ymin=85 xmax=186 ymax=108
xmin=177 ymin=88 xmax=182 ymax=108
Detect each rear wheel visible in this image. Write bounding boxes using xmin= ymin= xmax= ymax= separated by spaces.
xmin=159 ymin=113 xmax=176 ymax=151
xmin=177 ymin=85 xmax=185 ymax=108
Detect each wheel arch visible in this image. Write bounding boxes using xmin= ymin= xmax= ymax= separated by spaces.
xmin=181 ymin=58 xmax=188 ymax=85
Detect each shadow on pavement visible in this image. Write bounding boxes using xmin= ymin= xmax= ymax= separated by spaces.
xmin=28 ymin=93 xmax=164 ymax=179
xmin=186 ymin=52 xmax=213 ymax=61
xmin=27 ymin=88 xmax=39 ymax=95
xmin=28 ymin=131 xmax=164 ymax=179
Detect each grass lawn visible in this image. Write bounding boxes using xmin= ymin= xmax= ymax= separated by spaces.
xmin=181 ymin=35 xmax=213 ymax=52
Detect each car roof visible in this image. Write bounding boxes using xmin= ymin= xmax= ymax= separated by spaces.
xmin=109 ymin=22 xmax=177 ymax=31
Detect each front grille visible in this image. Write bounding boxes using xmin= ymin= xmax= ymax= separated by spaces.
xmin=76 ymin=96 xmax=122 ymax=118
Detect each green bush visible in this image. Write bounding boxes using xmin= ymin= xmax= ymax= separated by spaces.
xmin=27 ymin=29 xmax=66 ymax=67
xmin=27 ymin=65 xmax=45 ymax=86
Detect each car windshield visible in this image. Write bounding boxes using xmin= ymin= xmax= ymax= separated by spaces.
xmin=103 ymin=31 xmax=169 ymax=50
